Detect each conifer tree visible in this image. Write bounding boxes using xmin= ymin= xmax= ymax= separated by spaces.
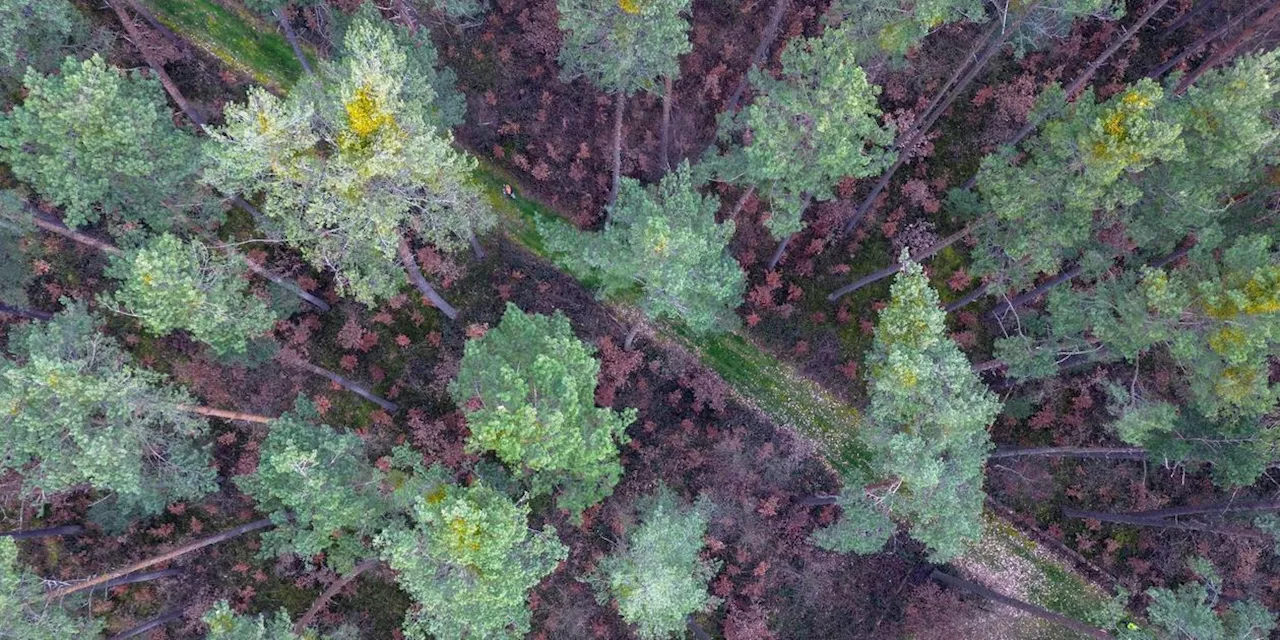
xmin=1118 ymin=558 xmax=1277 ymax=640
xmin=0 ymin=304 xmax=215 ymax=527
xmin=203 ymin=600 xmax=331 ymax=639
xmin=235 ymin=398 xmax=389 ymax=574
xmin=543 ymin=161 xmax=745 ymax=337
xmin=450 ymin=303 xmax=635 ymax=518
xmin=102 ymin=234 xmax=279 ymax=356
xmin=825 ymin=0 xmax=987 ymax=60
xmin=718 ymin=26 xmax=895 ymax=264
xmin=0 ymin=537 xmax=104 ymax=638
xmin=0 ymin=0 xmax=87 ymax=78
xmin=376 ymin=472 xmax=566 ymax=640
xmin=813 ymin=256 xmax=1000 ymax=561
xmin=557 ymin=0 xmax=692 ymax=205
xmin=205 ymin=10 xmax=491 ymax=309
xmin=0 ymin=55 xmax=202 ymax=230
xmin=586 ymin=485 xmax=720 ymax=640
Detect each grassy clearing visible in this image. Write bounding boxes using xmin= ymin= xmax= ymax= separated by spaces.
xmin=138 ymin=11 xmax=1117 ymax=633
xmin=143 ymin=0 xmax=307 ymax=88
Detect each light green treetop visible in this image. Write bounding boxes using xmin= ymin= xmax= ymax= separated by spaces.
xmin=586 ymin=485 xmax=720 ymax=640
xmin=1117 ymin=558 xmax=1277 ymax=640
xmin=235 ymin=398 xmax=389 ymax=574
xmin=1 ymin=537 xmax=104 ymax=639
xmin=0 ymin=55 xmax=202 ymax=230
xmin=450 ymin=303 xmax=635 ymax=518
xmin=202 ymin=600 xmax=322 ymax=640
xmin=205 ymin=11 xmax=491 ymax=304
xmin=376 ymin=475 xmax=566 ymax=640
xmin=0 ymin=304 xmax=215 ymax=528
xmin=817 ymin=256 xmax=999 ymax=561
xmin=102 ymin=234 xmax=279 ymax=356
xmin=826 ymin=0 xmax=987 ymax=59
xmin=544 ymin=161 xmax=745 ymax=334
xmin=557 ymin=0 xmax=692 ymax=96
xmin=727 ymin=27 xmax=896 ymax=238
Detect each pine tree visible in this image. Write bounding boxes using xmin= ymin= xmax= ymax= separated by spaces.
xmin=825 ymin=0 xmax=987 ymax=60
xmin=205 ymin=10 xmax=491 ymax=306
xmin=375 ymin=474 xmax=566 ymax=640
xmin=0 ymin=537 xmax=104 ymax=638
xmin=0 ymin=304 xmax=215 ymax=528
xmin=586 ymin=485 xmax=720 ymax=640
xmin=450 ymin=303 xmax=635 ymax=518
xmin=102 ymin=234 xmax=279 ymax=356
xmin=542 ymin=161 xmax=745 ymax=335
xmin=235 ymin=397 xmax=389 ymax=574
xmin=720 ymin=27 xmax=895 ymax=241
xmin=202 ymin=600 xmax=321 ymax=639
xmin=0 ymin=0 xmax=88 ymax=77
xmin=814 ymin=255 xmax=1000 ymax=561
xmin=1118 ymin=558 xmax=1277 ymax=640
xmin=0 ymin=55 xmax=201 ymax=230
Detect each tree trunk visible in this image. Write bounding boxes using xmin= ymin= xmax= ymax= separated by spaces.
xmin=41 ymin=518 xmax=274 ymax=602
xmin=989 ymin=446 xmax=1148 ymax=460
xmin=236 ymin=254 xmax=331 ymax=313
xmin=1110 ymin=499 xmax=1280 ymax=520
xmin=1148 ymin=4 xmax=1256 ymax=78
xmin=107 ymin=607 xmax=185 ymax=640
xmin=607 ymin=92 xmax=626 ymax=212
xmin=1175 ymin=0 xmax=1280 ymax=94
xmin=929 ymin=570 xmax=1114 ymax=639
xmin=945 ymin=282 xmax=992 ymax=313
xmin=119 ymin=0 xmax=190 ymax=56
xmin=1005 ymin=0 xmax=1175 ymax=151
xmin=798 ymin=495 xmax=839 ymax=507
xmin=660 ymin=75 xmax=674 ymax=172
xmin=23 ymin=204 xmax=123 ymax=257
xmin=766 ymin=233 xmax=794 ymax=271
xmin=727 ymin=185 xmax=756 ymax=221
xmin=98 ymin=568 xmax=183 ymax=591
xmin=398 ymin=236 xmax=459 ymax=321
xmin=275 ymin=7 xmax=313 ymax=76
xmin=1161 ymin=0 xmax=1216 ymax=38
xmin=1061 ymin=507 xmax=1269 ymax=538
xmin=893 ymin=21 xmax=1003 ymax=152
xmin=623 ymin=324 xmax=641 ymax=351
xmin=0 ymin=525 xmax=84 ymax=539
xmin=111 ymin=1 xmax=207 ymax=127
xmin=987 ymin=265 xmax=1083 ymax=318
xmin=724 ymin=0 xmax=793 ymax=114
xmin=294 ymin=558 xmax=379 ymax=635
xmin=971 ymin=358 xmax=1006 ymax=373
xmin=175 ymin=404 xmax=274 ymax=424
xmin=0 ymin=302 xmax=54 ymax=321
xmin=468 ymin=230 xmax=487 ymax=261
xmin=828 ymin=219 xmax=987 ymax=302
xmin=281 ymin=356 xmax=399 ymax=413
xmin=686 ymin=616 xmax=713 ymax=640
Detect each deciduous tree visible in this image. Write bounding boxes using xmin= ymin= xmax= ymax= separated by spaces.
xmin=102 ymin=233 xmax=279 ymax=356
xmin=450 ymin=303 xmax=635 ymax=518
xmin=543 ymin=161 xmax=745 ymax=337
xmin=586 ymin=485 xmax=720 ymax=640
xmin=0 ymin=55 xmax=202 ymax=230
xmin=0 ymin=304 xmax=215 ymax=528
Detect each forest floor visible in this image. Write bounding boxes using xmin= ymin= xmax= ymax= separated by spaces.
xmin=124 ymin=0 xmax=1122 ymax=637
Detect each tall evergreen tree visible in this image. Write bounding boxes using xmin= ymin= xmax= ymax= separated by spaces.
xmin=0 ymin=305 xmax=215 ymax=527
xmin=543 ymin=161 xmax=745 ymax=337
xmin=0 ymin=0 xmax=88 ymax=78
xmin=0 ymin=55 xmax=202 ymax=230
xmin=205 ymin=10 xmax=491 ymax=308
xmin=102 ymin=234 xmax=280 ymax=356
xmin=813 ymin=255 xmax=1000 ymax=561
xmin=586 ymin=485 xmax=720 ymax=640
xmin=450 ymin=303 xmax=635 ymax=518
xmin=1117 ymin=558 xmax=1277 ymax=640
xmin=0 ymin=537 xmax=104 ymax=638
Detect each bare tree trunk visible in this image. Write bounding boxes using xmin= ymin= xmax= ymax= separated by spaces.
xmin=1161 ymin=0 xmax=1216 ymax=38
xmin=175 ymin=404 xmax=274 ymax=424
xmin=1061 ymin=507 xmax=1269 ymax=538
xmin=107 ymin=607 xmax=185 ymax=640
xmin=0 ymin=302 xmax=54 ymax=321
xmin=828 ymin=219 xmax=987 ymax=301
xmin=275 ymin=7 xmax=313 ymax=76
xmin=930 ymin=570 xmax=1114 ymax=639
xmin=971 ymin=358 xmax=1006 ymax=373
xmin=98 ymin=568 xmax=183 ymax=591
xmin=111 ymin=1 xmax=207 ymax=127
xmin=119 ymin=0 xmax=190 ymax=56
xmin=42 ymin=519 xmax=275 ymax=602
xmin=724 ymin=0 xmax=793 ymax=114
xmin=1110 ymin=499 xmax=1280 ymax=520
xmin=468 ymin=230 xmax=486 ymax=261
xmin=23 ymin=204 xmax=123 ymax=257
xmin=766 ymin=233 xmax=795 ymax=271
xmin=660 ymin=75 xmax=674 ymax=172
xmin=1175 ymin=0 xmax=1280 ymax=93
xmin=987 ymin=265 xmax=1083 ymax=318
xmin=607 ymin=92 xmax=626 ymax=212
xmin=989 ymin=446 xmax=1148 ymax=460
xmin=398 ymin=236 xmax=459 ymax=321
xmin=1148 ymin=4 xmax=1257 ymax=78
xmin=623 ymin=324 xmax=641 ymax=351
xmin=0 ymin=525 xmax=84 ymax=539
xmin=281 ymin=356 xmax=399 ymax=413
xmin=727 ymin=185 xmax=757 ymax=221
xmin=294 ymin=558 xmax=379 ymax=635
xmin=798 ymin=495 xmax=840 ymax=507
xmin=945 ymin=282 xmax=992 ymax=312
xmin=236 ymin=254 xmax=331 ymax=313
xmin=893 ymin=21 xmax=1003 ymax=151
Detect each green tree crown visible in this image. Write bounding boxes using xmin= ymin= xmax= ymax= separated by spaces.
xmin=557 ymin=0 xmax=692 ymax=96
xmin=1 ymin=537 xmax=104 ymax=639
